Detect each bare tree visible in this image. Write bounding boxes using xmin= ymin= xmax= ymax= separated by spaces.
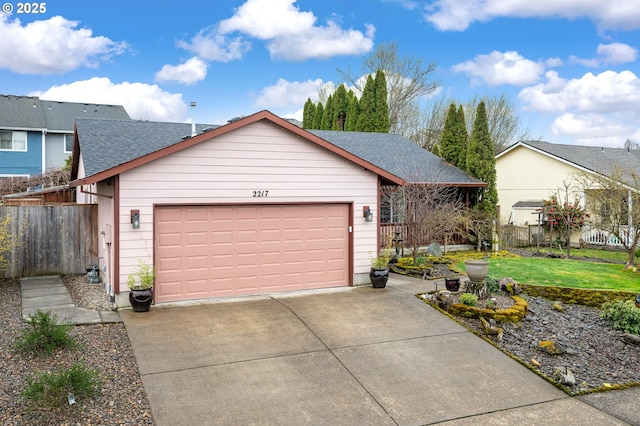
xmin=577 ymin=166 xmax=640 ymax=267
xmin=382 ymin=180 xmax=465 ymax=265
xmin=338 ymin=42 xmax=439 ymax=134
xmin=463 ymin=94 xmax=531 ymax=153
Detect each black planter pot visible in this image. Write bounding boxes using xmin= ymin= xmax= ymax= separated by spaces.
xmin=129 ymin=288 xmax=153 ymax=312
xmin=370 ymin=268 xmax=389 ymax=288
xmin=445 ymin=278 xmax=460 ymax=291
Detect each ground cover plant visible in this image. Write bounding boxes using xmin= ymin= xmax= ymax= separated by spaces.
xmin=21 ymin=363 xmax=101 ymax=408
xmin=14 ymin=309 xmax=79 ymax=355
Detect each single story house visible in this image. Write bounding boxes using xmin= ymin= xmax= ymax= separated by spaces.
xmin=496 ymin=140 xmax=640 ymax=244
xmin=71 ymin=110 xmax=483 ymax=306
xmin=0 ymin=94 xmax=130 ymax=177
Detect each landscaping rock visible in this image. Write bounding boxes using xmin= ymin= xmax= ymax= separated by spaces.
xmin=552 ymin=366 xmax=576 ymax=386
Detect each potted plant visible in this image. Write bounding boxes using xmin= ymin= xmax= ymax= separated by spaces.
xmin=126 ymin=260 xmax=155 ymax=312
xmin=464 ymin=259 xmax=489 ymax=282
xmin=370 ymin=253 xmax=390 ymax=288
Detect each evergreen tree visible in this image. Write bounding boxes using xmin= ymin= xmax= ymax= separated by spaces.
xmin=321 ymin=94 xmax=334 ymax=130
xmin=431 ymin=143 xmax=440 ymax=157
xmin=455 ymin=105 xmax=468 ymax=169
xmin=467 ymin=101 xmax=498 ymax=214
xmin=302 ymin=98 xmax=316 ymax=129
xmin=373 ymin=70 xmax=390 ymax=132
xmin=439 ymin=103 xmax=458 ymax=165
xmin=345 ymin=91 xmax=359 ymax=131
xmin=355 ymin=74 xmax=375 ymax=132
xmin=332 ymin=85 xmax=349 ymax=130
xmin=312 ymin=102 xmax=324 ymax=129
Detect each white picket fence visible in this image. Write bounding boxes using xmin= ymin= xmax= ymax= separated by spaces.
xmin=581 ymin=225 xmax=635 ymax=248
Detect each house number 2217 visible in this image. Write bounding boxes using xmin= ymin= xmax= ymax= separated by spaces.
xmin=252 ymin=190 xmax=269 ymax=197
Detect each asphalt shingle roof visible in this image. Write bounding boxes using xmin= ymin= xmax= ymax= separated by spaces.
xmin=310 ymin=130 xmax=484 ymax=185
xmin=507 ymin=140 xmax=640 ymax=178
xmin=75 ymin=116 xmax=483 ymax=186
xmin=0 ymin=94 xmax=130 ymax=132
xmin=0 ymin=95 xmax=46 ymax=129
xmin=41 ymin=100 xmax=129 ymax=131
xmin=76 ymin=118 xmax=219 ymax=177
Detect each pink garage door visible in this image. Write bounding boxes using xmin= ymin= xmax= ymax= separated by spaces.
xmin=154 ymin=204 xmax=350 ymax=302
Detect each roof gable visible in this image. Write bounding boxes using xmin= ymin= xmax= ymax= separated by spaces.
xmin=71 ymin=110 xmax=405 ymax=186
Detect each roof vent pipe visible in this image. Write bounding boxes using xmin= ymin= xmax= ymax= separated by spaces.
xmin=190 ymin=101 xmax=197 ymax=137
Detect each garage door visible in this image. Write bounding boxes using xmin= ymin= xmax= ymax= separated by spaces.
xmin=154 ymin=204 xmax=350 ymax=302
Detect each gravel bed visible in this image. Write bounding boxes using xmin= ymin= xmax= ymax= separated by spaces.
xmin=455 ymin=295 xmax=640 ymax=394
xmin=0 ymin=275 xmax=154 ymax=425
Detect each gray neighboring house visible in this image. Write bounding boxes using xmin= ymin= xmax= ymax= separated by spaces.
xmin=0 ymin=94 xmax=130 ymax=177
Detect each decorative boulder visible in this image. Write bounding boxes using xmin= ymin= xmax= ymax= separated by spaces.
xmin=427 ymin=242 xmax=442 ymax=257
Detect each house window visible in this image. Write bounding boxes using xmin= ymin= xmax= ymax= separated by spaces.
xmin=0 ymin=131 xmax=27 ymax=151
xmin=64 ymin=134 xmax=73 ymax=153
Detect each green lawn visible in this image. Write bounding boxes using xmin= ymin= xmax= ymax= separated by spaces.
xmin=526 ymin=247 xmax=629 ymax=263
xmin=458 ymin=257 xmax=640 ymax=293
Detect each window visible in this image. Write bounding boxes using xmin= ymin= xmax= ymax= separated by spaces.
xmin=64 ymin=134 xmax=73 ymax=153
xmin=0 ymin=131 xmax=27 ymax=151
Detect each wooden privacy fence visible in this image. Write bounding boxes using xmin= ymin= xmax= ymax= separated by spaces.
xmin=0 ymin=205 xmax=98 ymax=278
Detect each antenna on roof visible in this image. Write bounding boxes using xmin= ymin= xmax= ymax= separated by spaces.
xmin=190 ymin=101 xmax=197 ymax=137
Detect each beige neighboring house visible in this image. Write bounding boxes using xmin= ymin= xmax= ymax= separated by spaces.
xmin=496 ymin=140 xmax=640 ymax=245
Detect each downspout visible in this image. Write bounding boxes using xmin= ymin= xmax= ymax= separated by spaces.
xmin=41 ymin=130 xmax=46 ymax=174
xmin=80 ymin=185 xmax=113 ymax=199
xmin=113 ymin=175 xmax=120 ymax=296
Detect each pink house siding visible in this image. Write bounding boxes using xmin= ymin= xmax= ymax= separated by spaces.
xmin=117 ymin=121 xmax=379 ymax=294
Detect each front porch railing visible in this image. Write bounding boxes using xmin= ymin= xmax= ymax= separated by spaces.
xmin=581 ymin=225 xmax=635 ymax=248
xmin=380 ymin=223 xmax=468 ymax=249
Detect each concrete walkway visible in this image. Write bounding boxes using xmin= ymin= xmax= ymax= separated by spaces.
xmin=20 ymin=276 xmax=121 ymax=324
xmin=119 ymin=274 xmax=639 ymax=426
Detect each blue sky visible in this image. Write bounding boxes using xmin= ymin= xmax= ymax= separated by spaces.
xmin=1 ymin=0 xmax=639 ymax=147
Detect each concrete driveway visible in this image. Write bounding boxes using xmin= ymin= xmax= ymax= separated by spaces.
xmin=119 ymin=275 xmax=631 ymax=425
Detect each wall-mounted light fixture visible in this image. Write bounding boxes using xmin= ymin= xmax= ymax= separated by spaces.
xmin=131 ymin=210 xmax=140 ymax=229
xmin=363 ymin=206 xmax=373 ymax=222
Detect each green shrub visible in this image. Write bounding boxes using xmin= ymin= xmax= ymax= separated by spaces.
xmin=459 ymin=293 xmax=478 ymax=306
xmin=601 ymin=300 xmax=640 ymax=335
xmin=21 ymin=363 xmax=101 ymax=408
xmin=14 ymin=310 xmax=78 ymax=355
xmin=485 ymin=276 xmax=500 ymax=294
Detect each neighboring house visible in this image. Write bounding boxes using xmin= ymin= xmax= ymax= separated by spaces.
xmin=0 ymin=94 xmax=130 ymax=177
xmin=496 ymin=140 xmax=640 ymax=244
xmin=70 ymin=110 xmax=483 ymax=307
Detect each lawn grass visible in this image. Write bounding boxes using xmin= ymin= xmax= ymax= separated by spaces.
xmin=526 ymin=247 xmax=629 ymax=263
xmin=458 ymin=256 xmax=640 ymax=293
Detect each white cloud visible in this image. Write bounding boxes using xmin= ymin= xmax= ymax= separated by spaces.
xmin=570 ymin=42 xmax=637 ymax=67
xmin=177 ymin=30 xmax=251 ymax=62
xmin=520 ymin=70 xmax=640 ymax=147
xmin=255 ymin=78 xmax=323 ymax=108
xmin=0 ymin=14 xmax=127 ymax=75
xmin=155 ymin=57 xmax=208 ymax=85
xmin=452 ymin=51 xmax=545 ymax=86
xmin=30 ymin=77 xmax=188 ymax=121
xmin=216 ymin=0 xmax=374 ymax=61
xmin=218 ymin=0 xmax=317 ymax=39
xmin=597 ymin=43 xmax=637 ymax=64
xmin=424 ymin=0 xmax=640 ymax=31
xmin=552 ymin=113 xmax=633 ymax=147
xmin=519 ymin=70 xmax=640 ymax=113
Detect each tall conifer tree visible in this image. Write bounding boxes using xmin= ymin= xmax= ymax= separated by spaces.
xmin=439 ymin=103 xmax=458 ymax=165
xmin=455 ymin=105 xmax=468 ymax=169
xmin=302 ymin=98 xmax=315 ymax=129
xmin=312 ymin=102 xmax=324 ymax=129
xmin=355 ymin=75 xmax=375 ymax=132
xmin=373 ymin=70 xmax=390 ymax=132
xmin=467 ymin=101 xmax=498 ymax=213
